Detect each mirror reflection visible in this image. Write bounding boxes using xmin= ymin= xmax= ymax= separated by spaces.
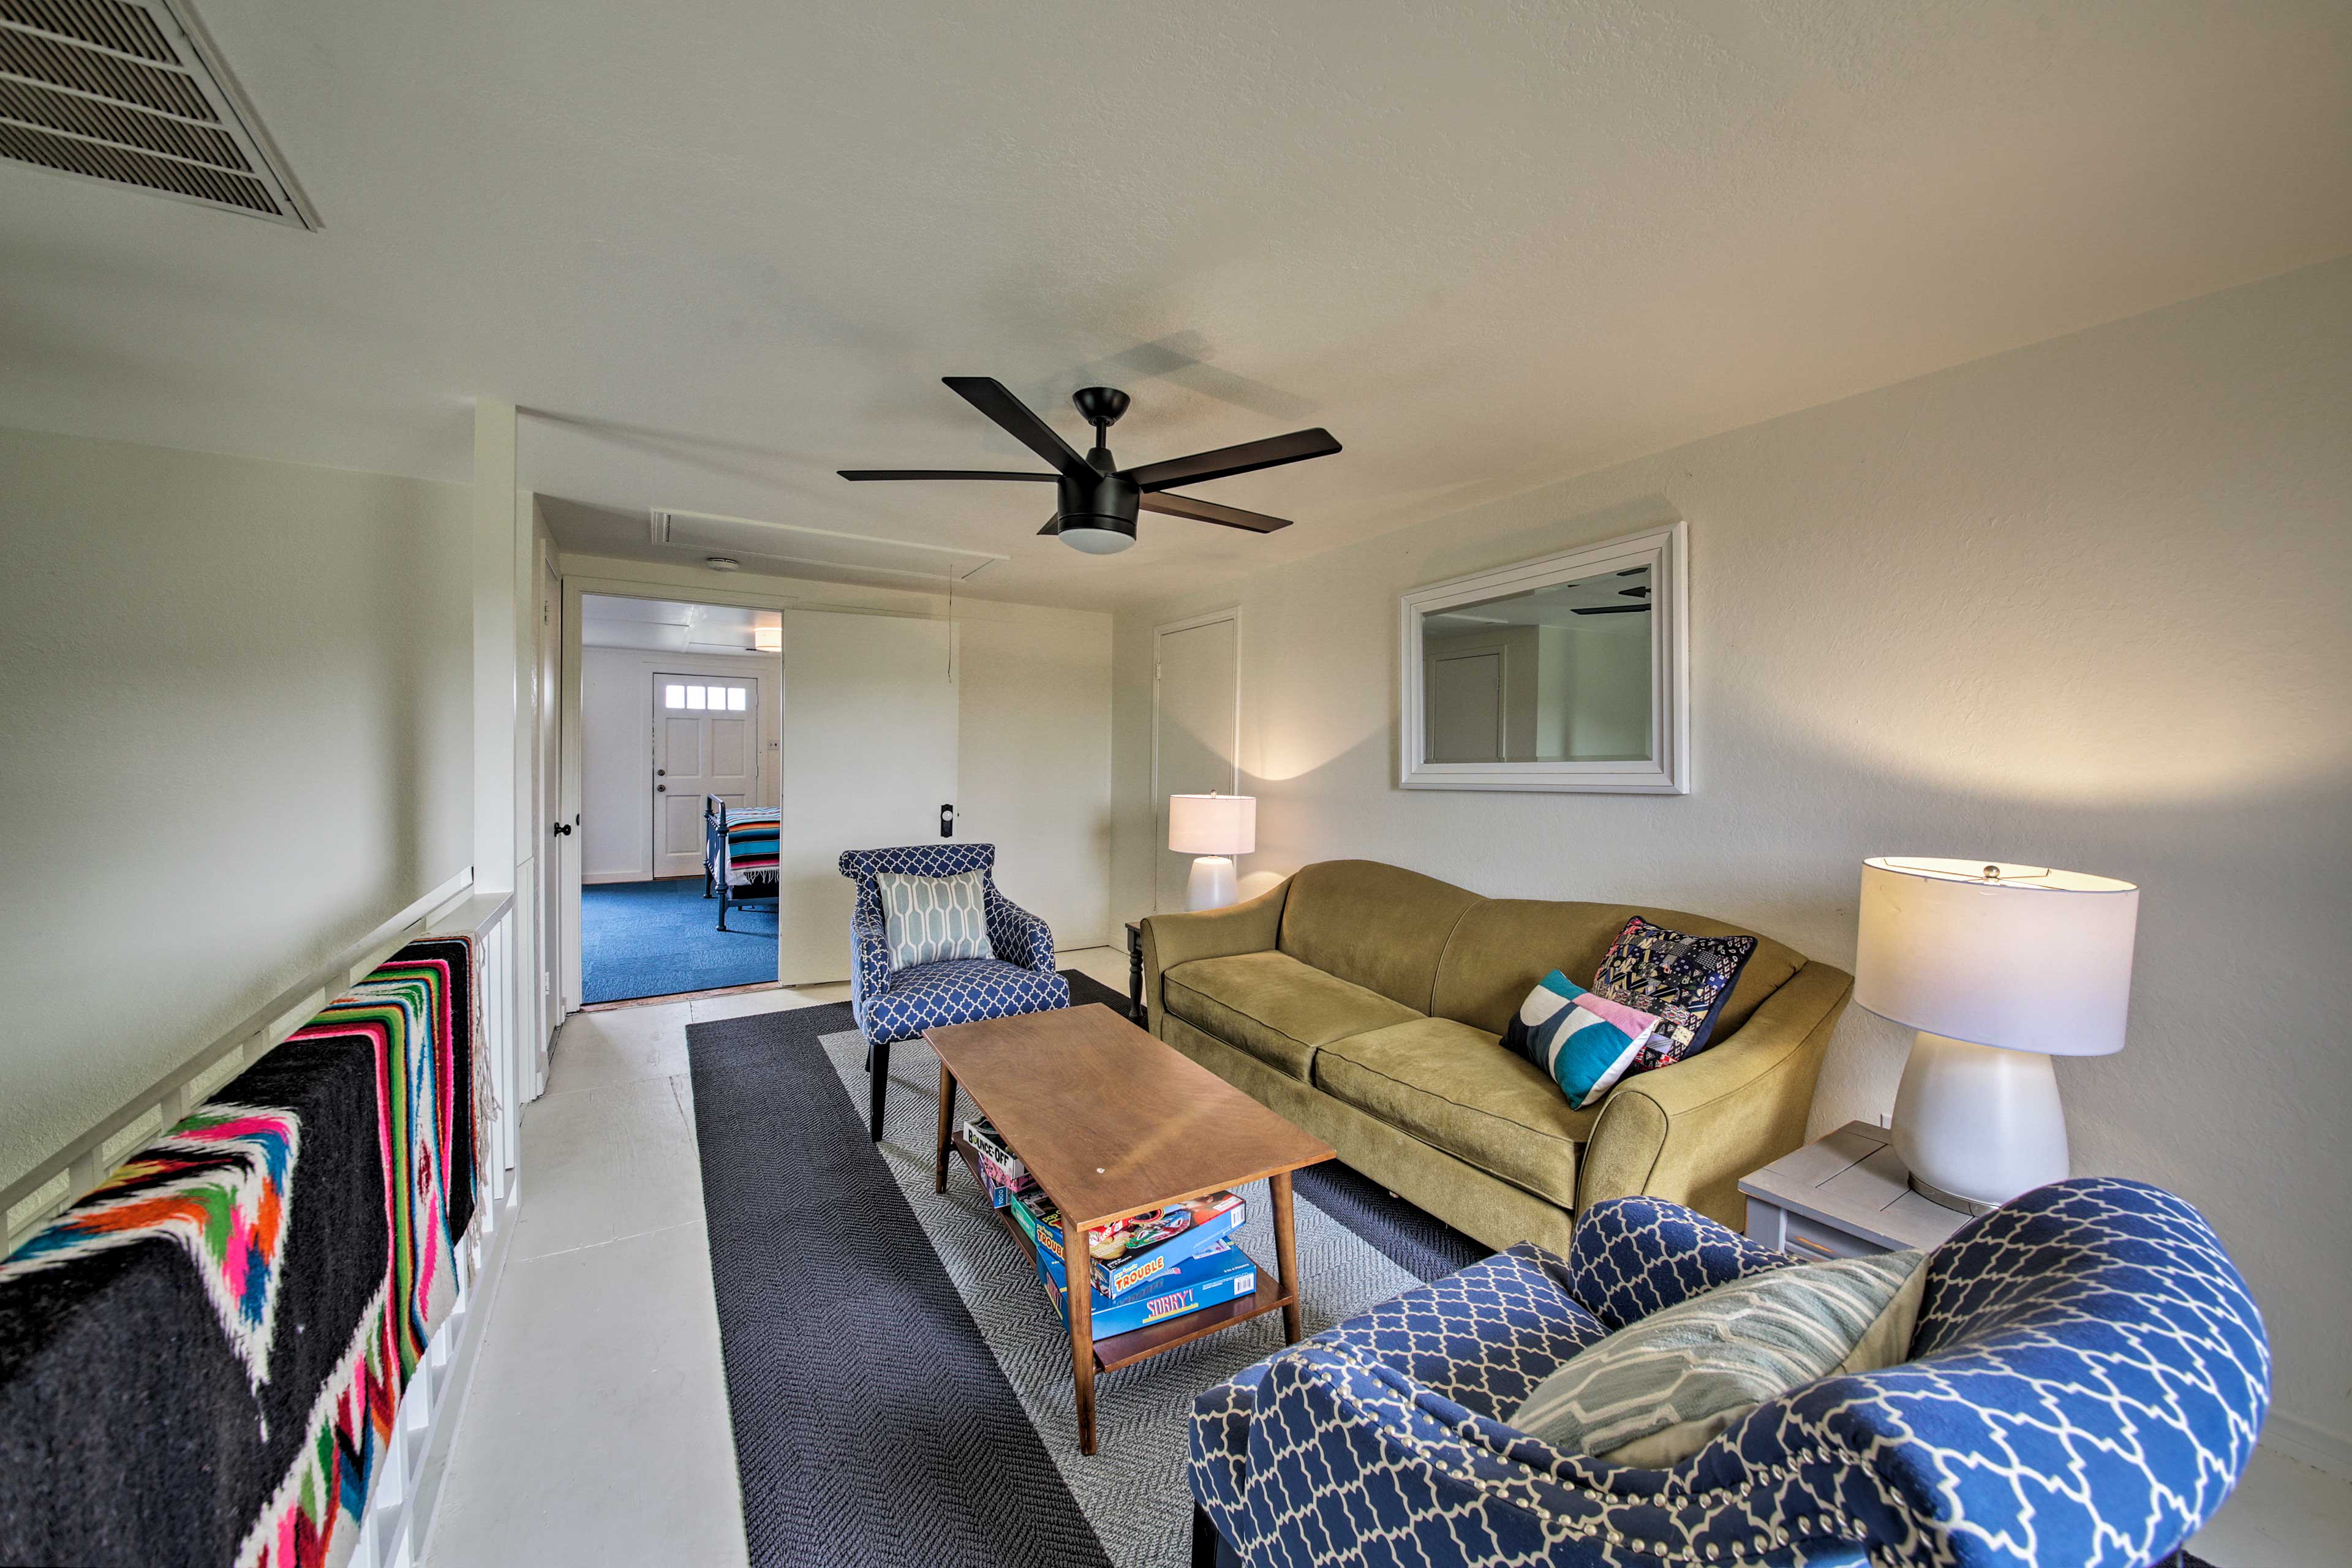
xmin=1419 ymin=565 xmax=1652 ymax=763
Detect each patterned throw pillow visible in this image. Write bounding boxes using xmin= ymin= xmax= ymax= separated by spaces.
xmin=1511 ymin=1250 xmax=1929 ymax=1464
xmin=877 ymin=870 xmax=995 ymax=970
xmin=1501 ymin=970 xmax=1664 ymax=1109
xmin=1589 ymin=916 xmax=1758 ymax=1072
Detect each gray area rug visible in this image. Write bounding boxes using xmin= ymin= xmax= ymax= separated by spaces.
xmin=686 ymin=973 xmax=1483 ymax=1568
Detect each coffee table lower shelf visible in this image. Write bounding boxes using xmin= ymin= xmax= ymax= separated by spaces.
xmin=950 ymin=1136 xmax=1292 ymax=1374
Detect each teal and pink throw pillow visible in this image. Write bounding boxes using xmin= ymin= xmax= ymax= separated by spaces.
xmin=1502 ymin=970 xmax=1664 ymax=1109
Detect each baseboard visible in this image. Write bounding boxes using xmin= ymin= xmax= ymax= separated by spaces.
xmin=583 ymin=870 xmax=649 ymax=885
xmin=2261 ymin=1409 xmax=2352 ymax=1480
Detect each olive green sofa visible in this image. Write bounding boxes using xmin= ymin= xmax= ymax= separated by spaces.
xmin=1139 ymin=859 xmax=1852 ymax=1254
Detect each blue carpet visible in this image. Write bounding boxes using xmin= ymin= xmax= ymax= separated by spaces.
xmin=581 ymin=877 xmax=777 ymax=1004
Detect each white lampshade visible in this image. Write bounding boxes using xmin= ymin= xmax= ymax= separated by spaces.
xmin=1168 ymin=793 xmax=1256 ymax=856
xmin=1856 ymin=858 xmax=2139 ymax=1057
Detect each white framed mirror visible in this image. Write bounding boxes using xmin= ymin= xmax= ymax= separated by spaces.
xmin=1399 ymin=520 xmax=1689 ymax=793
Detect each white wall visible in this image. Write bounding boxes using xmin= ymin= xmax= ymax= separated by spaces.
xmin=0 ymin=426 xmax=473 ymax=1194
xmin=956 ymin=612 xmax=1115 ymax=949
xmin=1109 ymin=255 xmax=2352 ymax=1462
xmin=579 ymin=645 xmax=782 ymax=881
xmin=564 ymin=555 xmax=1114 ymax=949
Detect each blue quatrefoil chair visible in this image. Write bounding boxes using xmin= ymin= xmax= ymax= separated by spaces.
xmin=840 ymin=843 xmax=1069 ymax=1141
xmin=1193 ymin=1177 xmax=2267 ymax=1568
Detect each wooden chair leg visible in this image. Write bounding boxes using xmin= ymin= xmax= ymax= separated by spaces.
xmin=867 ymin=1038 xmax=891 ymax=1142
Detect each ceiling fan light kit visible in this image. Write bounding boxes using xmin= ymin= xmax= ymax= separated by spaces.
xmin=840 ymin=377 xmax=1340 ymax=554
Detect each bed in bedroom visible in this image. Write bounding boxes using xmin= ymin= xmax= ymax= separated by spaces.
xmin=704 ymin=797 xmax=779 ymax=932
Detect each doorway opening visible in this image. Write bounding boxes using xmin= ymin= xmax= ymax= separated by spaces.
xmin=578 ymin=594 xmax=783 ymax=1005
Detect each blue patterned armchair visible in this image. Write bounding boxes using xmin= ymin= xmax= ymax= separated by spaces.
xmin=1193 ymin=1178 xmax=2267 ymax=1568
xmin=839 ymin=843 xmax=1069 ymax=1140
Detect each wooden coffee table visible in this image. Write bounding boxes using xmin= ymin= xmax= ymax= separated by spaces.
xmin=925 ymin=1003 xmax=1335 ymax=1455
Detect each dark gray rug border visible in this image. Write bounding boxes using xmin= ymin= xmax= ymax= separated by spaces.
xmin=687 ymin=989 xmax=1115 ymax=1568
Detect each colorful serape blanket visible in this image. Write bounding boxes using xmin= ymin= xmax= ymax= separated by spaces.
xmin=0 ymin=935 xmax=478 ymax=1568
xmin=710 ymin=807 xmax=779 ymax=889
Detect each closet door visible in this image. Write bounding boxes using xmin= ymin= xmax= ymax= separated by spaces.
xmin=777 ymin=611 xmax=957 ymax=984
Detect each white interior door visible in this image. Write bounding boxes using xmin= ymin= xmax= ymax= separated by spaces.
xmin=654 ymin=673 xmax=759 ymax=878
xmin=1153 ymin=612 xmax=1240 ymax=913
xmin=777 ymin=610 xmax=957 ymax=984
xmin=539 ymin=552 xmax=566 ymax=1032
xmin=1428 ymin=650 xmax=1505 ymax=762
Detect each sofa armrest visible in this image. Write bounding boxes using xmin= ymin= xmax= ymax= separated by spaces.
xmin=1564 ymin=1196 xmax=1793 ymax=1330
xmin=1577 ymin=960 xmax=1854 ymax=1229
xmin=984 ymin=888 xmax=1056 ymax=974
xmin=1139 ymin=879 xmax=1289 ymax=1033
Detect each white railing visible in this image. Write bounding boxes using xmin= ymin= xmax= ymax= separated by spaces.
xmin=0 ymin=872 xmax=532 ymax=1568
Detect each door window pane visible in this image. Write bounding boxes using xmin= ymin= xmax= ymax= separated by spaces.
xmin=665 ymin=684 xmax=685 ymax=709
xmin=704 ymin=685 xmax=726 ymax=709
xmin=686 ymin=685 xmax=706 ymax=710
xmin=727 ymin=687 xmax=747 ymax=711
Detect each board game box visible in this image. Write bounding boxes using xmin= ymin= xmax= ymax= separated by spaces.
xmin=962 ymin=1117 xmax=1034 ymax=1207
xmin=1027 ymin=1189 xmax=1249 ymax=1299
xmin=1033 ymin=1238 xmax=1257 ymax=1341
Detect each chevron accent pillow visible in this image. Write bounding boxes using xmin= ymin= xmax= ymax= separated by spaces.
xmin=878 ymin=870 xmax=996 ymax=970
xmin=1511 ymin=1249 xmax=1929 ymax=1464
xmin=1501 ymin=970 xmax=1663 ymax=1109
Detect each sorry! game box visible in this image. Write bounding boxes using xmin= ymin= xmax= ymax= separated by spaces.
xmin=1033 ymin=1238 xmax=1257 ymax=1341
xmin=1025 ymin=1189 xmax=1248 ymax=1300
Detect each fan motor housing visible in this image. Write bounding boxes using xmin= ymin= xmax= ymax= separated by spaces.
xmin=1054 ymin=470 xmax=1140 ymax=553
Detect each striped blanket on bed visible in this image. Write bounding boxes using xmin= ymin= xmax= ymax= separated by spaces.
xmin=710 ymin=808 xmax=778 ymax=888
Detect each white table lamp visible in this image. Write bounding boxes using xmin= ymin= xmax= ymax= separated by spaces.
xmin=1855 ymin=857 xmax=2139 ymax=1214
xmin=1169 ymin=793 xmax=1256 ymax=911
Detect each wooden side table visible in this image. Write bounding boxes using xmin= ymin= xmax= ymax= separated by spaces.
xmin=1740 ymin=1121 xmax=1971 ymax=1259
xmin=1123 ymin=920 xmax=1145 ymax=1022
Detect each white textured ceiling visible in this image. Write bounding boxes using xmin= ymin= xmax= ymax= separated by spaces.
xmin=4 ymin=2 xmax=2348 ymax=609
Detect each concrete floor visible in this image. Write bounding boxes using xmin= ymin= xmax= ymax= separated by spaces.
xmin=419 ymin=945 xmax=2347 ymax=1567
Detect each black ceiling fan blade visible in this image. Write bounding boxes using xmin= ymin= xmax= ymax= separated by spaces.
xmin=942 ymin=377 xmax=1095 ymax=480
xmin=1123 ymin=428 xmax=1341 ymax=492
xmin=838 ymin=469 xmax=1058 ymax=481
xmin=1140 ymin=491 xmax=1293 ymax=533
xmin=1038 ymin=519 xmax=1060 ymax=535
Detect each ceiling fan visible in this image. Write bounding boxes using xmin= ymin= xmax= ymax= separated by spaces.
xmin=840 ymin=377 xmax=1341 ymax=554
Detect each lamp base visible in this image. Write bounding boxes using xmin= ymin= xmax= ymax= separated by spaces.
xmin=1185 ymin=856 xmax=1238 ymax=911
xmin=1891 ymin=1031 xmax=2070 ymax=1215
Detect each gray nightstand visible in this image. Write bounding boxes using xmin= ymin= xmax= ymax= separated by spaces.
xmin=1740 ymin=1121 xmax=1972 ymax=1260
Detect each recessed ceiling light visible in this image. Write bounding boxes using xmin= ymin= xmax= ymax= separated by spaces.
xmin=705 ymin=556 xmax=741 ymax=572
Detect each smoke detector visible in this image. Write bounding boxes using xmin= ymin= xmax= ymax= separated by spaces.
xmin=0 ymin=0 xmax=317 ymax=227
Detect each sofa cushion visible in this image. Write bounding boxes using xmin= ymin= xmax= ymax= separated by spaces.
xmin=1162 ymin=951 xmax=1422 ymax=1079
xmin=1431 ymin=899 xmax=1804 ymax=1041
xmin=1276 ymin=860 xmax=1485 ymax=1012
xmin=1314 ymin=1017 xmax=1596 ymax=1209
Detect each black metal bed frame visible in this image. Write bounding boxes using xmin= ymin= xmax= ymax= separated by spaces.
xmin=703 ymin=794 xmax=780 ymax=933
